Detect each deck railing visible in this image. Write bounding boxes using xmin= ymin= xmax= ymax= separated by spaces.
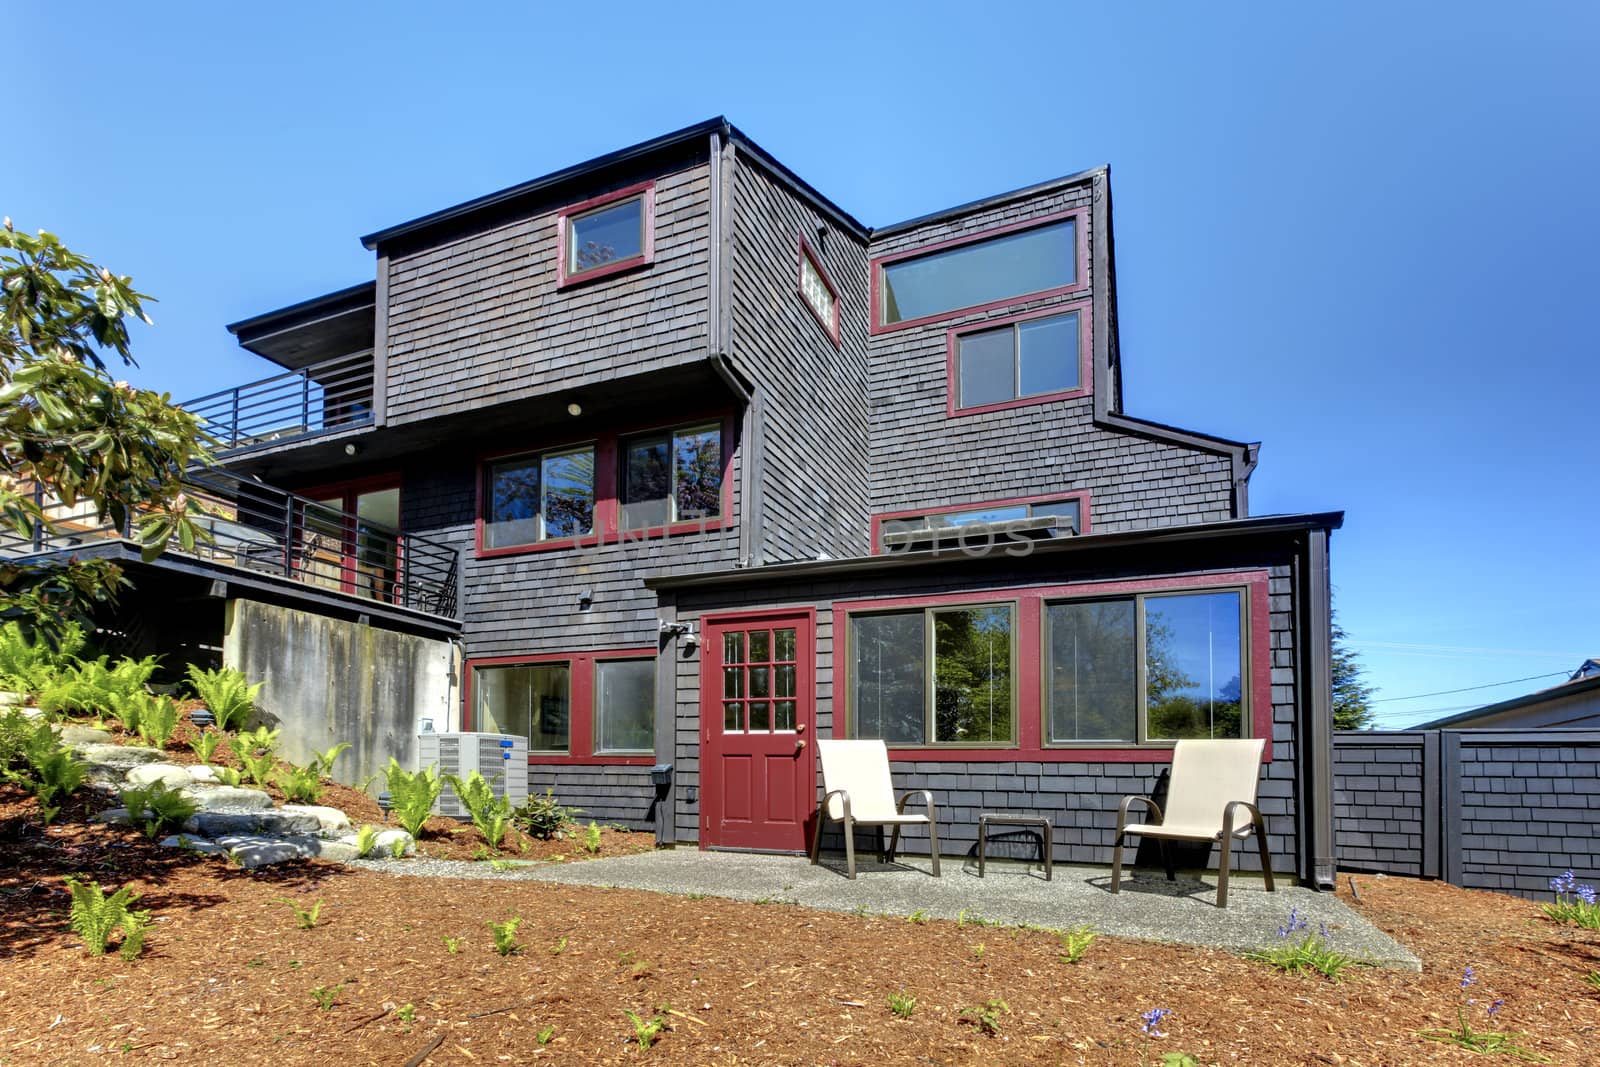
xmin=0 ymin=470 xmax=459 ymax=619
xmin=182 ymin=350 xmax=374 ymax=454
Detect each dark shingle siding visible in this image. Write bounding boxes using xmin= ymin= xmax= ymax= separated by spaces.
xmin=864 ymin=180 xmax=1235 ymax=530
xmin=729 ymin=153 xmax=872 ymax=562
xmin=383 ymin=163 xmax=712 ymax=426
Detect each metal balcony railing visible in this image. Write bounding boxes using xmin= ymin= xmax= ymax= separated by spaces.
xmin=0 ymin=470 xmax=459 ymax=620
xmin=182 ymin=350 xmax=375 ymax=454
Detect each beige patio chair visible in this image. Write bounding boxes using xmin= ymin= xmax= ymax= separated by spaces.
xmin=1110 ymin=738 xmax=1275 ymax=907
xmin=809 ymin=739 xmax=940 ymax=879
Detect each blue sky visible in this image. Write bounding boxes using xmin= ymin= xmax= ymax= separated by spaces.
xmin=11 ymin=3 xmax=1597 ymax=726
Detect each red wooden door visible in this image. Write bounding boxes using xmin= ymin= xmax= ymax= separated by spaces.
xmin=700 ymin=611 xmax=815 ymax=851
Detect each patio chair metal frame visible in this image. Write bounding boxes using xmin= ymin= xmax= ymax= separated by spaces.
xmin=1109 ymin=738 xmax=1276 ymax=908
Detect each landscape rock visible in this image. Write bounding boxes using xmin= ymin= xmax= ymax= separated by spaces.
xmin=159 ymin=834 xmax=228 ymax=855
xmin=211 ymin=834 xmax=358 ymax=868
xmin=57 ymin=725 xmax=113 ymax=746
xmin=76 ymin=743 xmax=167 ymax=768
xmin=279 ymin=805 xmax=351 ymax=834
xmin=181 ymin=785 xmax=273 ymax=812
xmin=373 ymin=828 xmax=416 ymax=857
xmin=187 ymin=764 xmax=220 ymax=783
xmin=91 ymin=807 xmax=132 ymax=826
xmin=183 ymin=810 xmax=322 ymax=837
xmin=125 ymin=763 xmax=197 ymax=790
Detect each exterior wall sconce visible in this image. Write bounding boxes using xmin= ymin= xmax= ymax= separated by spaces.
xmin=658 ymin=619 xmax=698 ymax=648
xmin=577 ymin=587 xmax=593 ymax=609
xmin=344 ymin=443 xmax=360 ymax=456
xmin=566 ymin=397 xmax=583 ymax=417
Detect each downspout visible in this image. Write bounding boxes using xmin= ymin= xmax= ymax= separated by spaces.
xmin=1298 ymin=527 xmax=1338 ymax=890
xmin=705 ymin=124 xmax=758 ymax=567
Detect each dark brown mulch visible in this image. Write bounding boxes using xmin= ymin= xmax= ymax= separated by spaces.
xmin=2 ymin=780 xmax=1598 ymax=1066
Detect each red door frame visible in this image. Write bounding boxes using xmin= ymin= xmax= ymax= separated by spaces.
xmin=699 ymin=608 xmax=817 ymax=852
xmin=298 ymin=474 xmax=403 ymax=599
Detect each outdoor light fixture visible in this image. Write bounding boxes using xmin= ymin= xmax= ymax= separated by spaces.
xmin=343 ymin=443 xmax=360 ymax=456
xmin=190 ymin=708 xmax=216 ymax=730
xmin=577 ymin=587 xmax=593 ymax=609
xmin=566 ymin=398 xmax=583 ymax=417
xmin=658 ymin=619 xmax=698 ymax=648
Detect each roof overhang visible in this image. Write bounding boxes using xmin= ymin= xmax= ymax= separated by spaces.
xmin=646 ymin=511 xmax=1344 ymax=592
xmin=1418 ymin=672 xmax=1600 ymax=728
xmin=225 ymin=282 xmax=376 ymax=370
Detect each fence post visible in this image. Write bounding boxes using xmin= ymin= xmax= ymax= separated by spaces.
xmin=1440 ymin=731 xmax=1464 ymax=886
xmin=282 ymin=496 xmax=296 ymax=578
xmin=1421 ymin=731 xmax=1441 ymax=879
xmin=301 ymin=371 xmax=311 ymax=433
xmin=230 ymin=388 xmax=241 ymax=448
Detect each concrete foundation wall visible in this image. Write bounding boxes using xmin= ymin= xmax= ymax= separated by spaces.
xmin=223 ymin=598 xmax=457 ymax=787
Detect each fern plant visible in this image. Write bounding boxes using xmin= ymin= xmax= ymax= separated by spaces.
xmin=64 ymin=876 xmax=141 ymax=957
xmin=120 ymin=781 xmax=198 ymax=839
xmin=29 ymin=745 xmax=86 ymax=823
xmin=117 ymin=909 xmax=152 ymax=961
xmin=0 ymin=620 xmax=84 ymax=693
xmin=444 ymin=770 xmax=514 ymax=852
xmin=385 ymin=758 xmax=443 ymax=838
xmin=135 ymin=695 xmax=180 ymax=748
xmin=234 ymin=724 xmax=280 ymax=754
xmin=583 ymin=821 xmax=603 ymax=855
xmin=624 ymin=1009 xmax=666 ymax=1050
xmin=274 ymin=762 xmax=323 ymax=803
xmin=273 ymin=897 xmax=324 ymax=930
xmin=103 ymin=690 xmax=147 ymax=737
xmin=2 ymin=718 xmax=86 ymax=822
xmin=353 ymin=824 xmax=380 ymax=858
xmin=309 ymin=742 xmax=350 ymax=777
xmin=486 ymin=915 xmax=522 ymax=956
xmin=189 ymin=728 xmax=223 ymax=764
xmin=184 ymin=664 xmax=263 ymax=732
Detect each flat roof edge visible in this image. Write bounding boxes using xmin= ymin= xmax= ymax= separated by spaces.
xmin=226 ymin=281 xmax=376 ymax=337
xmin=871 ymin=165 xmax=1108 ymax=240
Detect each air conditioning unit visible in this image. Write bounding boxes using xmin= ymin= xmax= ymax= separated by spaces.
xmin=417 ymin=732 xmax=529 ymax=816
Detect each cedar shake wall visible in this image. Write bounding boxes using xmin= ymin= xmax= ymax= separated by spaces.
xmin=728 ymin=153 xmax=873 ymax=563
xmin=383 ymin=161 xmax=713 ymax=426
xmin=865 ymin=181 xmax=1237 ymax=532
xmin=661 ymin=543 xmax=1303 ymax=875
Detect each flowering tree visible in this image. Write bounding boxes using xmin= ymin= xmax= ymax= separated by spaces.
xmin=0 ymin=221 xmax=209 ymax=641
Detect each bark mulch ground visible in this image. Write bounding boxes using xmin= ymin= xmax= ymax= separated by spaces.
xmin=2 ymin=784 xmax=1598 ymax=1065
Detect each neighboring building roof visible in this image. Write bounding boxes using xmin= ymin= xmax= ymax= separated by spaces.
xmin=1418 ymin=666 xmax=1600 ymax=729
xmin=644 ymin=511 xmax=1344 ymax=591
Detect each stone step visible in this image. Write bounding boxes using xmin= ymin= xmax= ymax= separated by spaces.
xmin=183 ymin=810 xmax=323 ymax=837
xmin=280 ymin=804 xmax=352 ymax=834
xmin=180 ymin=785 xmax=273 ymax=812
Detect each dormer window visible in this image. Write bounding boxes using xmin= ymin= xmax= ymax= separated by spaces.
xmin=556 ymin=181 xmax=656 ymax=287
xmin=797 ymin=237 xmax=840 ymax=346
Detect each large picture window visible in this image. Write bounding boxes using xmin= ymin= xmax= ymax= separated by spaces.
xmin=1046 ymin=589 xmax=1246 ymax=744
xmin=475 ymin=662 xmax=571 ymax=753
xmin=878 ymin=218 xmax=1077 ymax=327
xmin=849 ymin=604 xmax=1015 ymax=746
xmin=483 ymin=446 xmax=596 ymax=550
xmin=620 ymin=424 xmax=723 ymax=529
xmin=955 ymin=309 xmax=1082 ymax=410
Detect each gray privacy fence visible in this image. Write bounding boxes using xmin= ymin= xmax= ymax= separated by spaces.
xmin=1333 ymin=729 xmax=1600 ymax=898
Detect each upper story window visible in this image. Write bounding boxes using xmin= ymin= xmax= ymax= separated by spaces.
xmin=877 ymin=495 xmax=1084 ymax=552
xmin=874 ymin=212 xmax=1083 ymax=331
xmin=621 ymin=423 xmax=723 ymax=530
xmin=556 ymin=181 xmax=656 ymax=288
xmin=483 ymin=445 xmax=596 ymax=550
xmin=797 ymin=238 xmax=840 ymax=346
xmin=953 ymin=307 xmax=1085 ymax=412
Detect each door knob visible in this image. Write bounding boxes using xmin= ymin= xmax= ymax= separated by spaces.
xmin=795 ymin=739 xmax=807 ymax=751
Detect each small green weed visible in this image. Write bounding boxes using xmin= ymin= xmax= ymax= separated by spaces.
xmin=624 ymin=1009 xmax=666 ymax=1050
xmin=395 ymin=1003 xmax=416 ymax=1023
xmin=956 ymin=908 xmax=999 ymax=928
xmin=959 ymin=998 xmax=1008 ymax=1036
xmin=310 ymin=983 xmax=344 ymax=1011
xmin=274 ymin=897 xmax=324 ymax=930
xmin=487 ymin=916 xmax=522 ymax=956
xmin=1058 ymin=925 xmax=1097 ymax=964
xmin=1585 ymin=970 xmax=1600 ymax=992
xmin=972 ymin=942 xmax=985 ymax=960
xmin=549 ymin=936 xmax=568 ymax=956
xmin=442 ymin=935 xmax=462 ymax=954
xmin=188 ymin=728 xmax=223 ymax=765
xmin=388 ymin=835 xmax=409 ymax=859
xmin=536 ymin=1025 xmax=555 ymax=1045
xmin=887 ymin=991 xmax=917 ymax=1018
xmin=906 ymin=909 xmax=930 ymax=925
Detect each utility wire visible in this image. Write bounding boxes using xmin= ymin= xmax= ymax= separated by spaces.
xmin=1371 ymin=670 xmax=1569 ymax=703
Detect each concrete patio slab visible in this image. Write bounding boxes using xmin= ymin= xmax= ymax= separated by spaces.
xmin=516 ymin=849 xmax=1421 ymax=970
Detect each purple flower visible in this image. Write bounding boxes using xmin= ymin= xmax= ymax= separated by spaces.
xmin=1551 ymin=870 xmax=1577 ymax=896
xmin=1461 ymin=965 xmax=1477 ymax=989
xmin=1276 ymin=907 xmax=1309 ymax=939
xmin=1318 ymin=922 xmax=1331 ymax=940
xmin=1578 ymin=884 xmax=1597 ymax=907
xmin=1141 ymin=1008 xmax=1171 ymax=1037
xmin=1487 ymin=999 xmax=1504 ymax=1017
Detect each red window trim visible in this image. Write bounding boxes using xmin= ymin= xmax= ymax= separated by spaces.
xmin=831 ymin=571 xmax=1273 ymax=763
xmin=946 ymin=301 xmax=1093 ymax=417
xmin=869 ymin=489 xmax=1092 ymax=556
xmin=462 ymin=648 xmax=657 ymax=766
xmin=796 ymin=236 xmax=841 ymax=348
xmin=473 ymin=413 xmax=735 ymax=560
xmin=555 ymin=180 xmax=657 ymax=289
xmin=868 ymin=207 xmax=1090 ymax=335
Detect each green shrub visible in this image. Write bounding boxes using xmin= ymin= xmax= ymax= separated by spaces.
xmin=1058 ymin=925 xmax=1098 ymax=964
xmin=444 ymin=769 xmax=514 ymax=852
xmin=103 ymin=690 xmax=146 ymax=737
xmin=582 ymin=821 xmax=603 ymax=855
xmin=0 ymin=621 xmax=84 ymax=693
xmin=64 ymin=876 xmax=142 ymax=957
xmin=120 ymin=781 xmax=197 ymax=839
xmin=385 ymin=758 xmax=442 ymax=838
xmin=1 ymin=714 xmax=85 ymax=822
xmin=184 ymin=664 xmax=262 ymax=732
xmin=135 ymin=695 xmax=180 ymax=748
xmin=29 ymin=745 xmax=85 ymax=823
xmin=233 ymin=724 xmax=280 ymax=754
xmin=888 ymin=991 xmax=917 ymax=1018
xmin=513 ymin=787 xmax=580 ymax=840
xmin=274 ymin=762 xmax=323 ymax=804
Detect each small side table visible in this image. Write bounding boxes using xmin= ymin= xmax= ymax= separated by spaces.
xmin=977 ymin=813 xmax=1053 ymax=881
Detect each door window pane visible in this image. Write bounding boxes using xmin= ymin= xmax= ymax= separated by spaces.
xmin=748 ymin=701 xmax=770 ymax=731
xmin=724 ymin=631 xmax=744 ymax=664
xmin=774 ymin=700 xmax=796 ymax=731
xmin=774 ymin=628 xmax=796 ymax=662
xmin=749 ymin=630 xmax=770 ymax=663
xmin=749 ymin=666 xmax=770 ymax=698
xmin=1047 ymin=600 xmax=1137 ymax=742
xmin=568 ymin=196 xmax=644 ymax=275
xmin=774 ymin=664 xmax=796 ymax=698
xmin=595 ymin=658 xmax=654 ymax=754
xmin=932 ymin=606 xmax=1014 ymax=743
xmin=476 ymin=663 xmax=570 ymax=753
xmin=724 ymin=701 xmax=742 ymax=732
xmin=1146 ymin=591 xmax=1245 ymax=740
xmin=881 ymin=220 xmax=1075 ymax=325
xmin=850 ymin=613 xmax=925 ymax=745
